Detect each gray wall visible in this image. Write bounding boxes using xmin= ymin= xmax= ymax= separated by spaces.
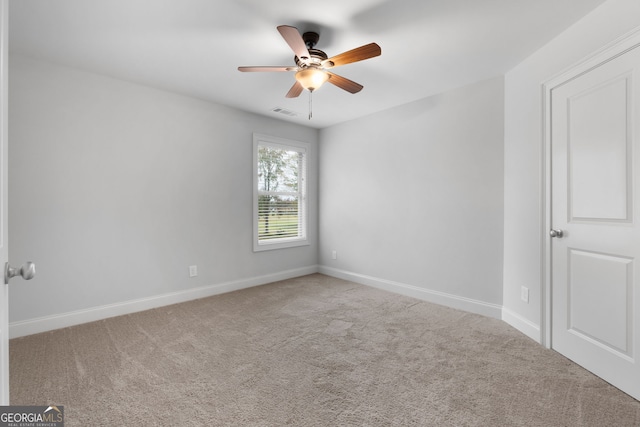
xmin=8 ymin=55 xmax=318 ymax=323
xmin=9 ymin=56 xmax=506 ymax=330
xmin=319 ymin=77 xmax=505 ymax=308
xmin=11 ymin=0 xmax=637 ymax=342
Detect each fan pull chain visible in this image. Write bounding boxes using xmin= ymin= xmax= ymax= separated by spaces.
xmin=308 ymin=91 xmax=313 ymax=120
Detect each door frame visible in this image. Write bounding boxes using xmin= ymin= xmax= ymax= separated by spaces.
xmin=0 ymin=0 xmax=8 ymax=404
xmin=541 ymin=25 xmax=640 ymax=349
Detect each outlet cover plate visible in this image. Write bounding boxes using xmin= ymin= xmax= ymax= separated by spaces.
xmin=189 ymin=265 xmax=198 ymax=277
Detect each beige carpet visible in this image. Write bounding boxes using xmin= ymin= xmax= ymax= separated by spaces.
xmin=9 ymin=274 xmax=640 ymax=426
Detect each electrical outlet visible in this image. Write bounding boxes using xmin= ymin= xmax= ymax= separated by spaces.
xmin=189 ymin=265 xmax=198 ymax=278
xmin=332 ymin=250 xmax=337 ymax=260
xmin=521 ymin=286 xmax=529 ymax=303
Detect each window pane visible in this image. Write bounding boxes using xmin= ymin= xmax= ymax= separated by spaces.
xmin=257 ymin=146 xmax=301 ymax=193
xmin=258 ymin=195 xmax=300 ymax=240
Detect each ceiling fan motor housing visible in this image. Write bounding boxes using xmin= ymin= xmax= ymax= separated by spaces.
xmin=295 ymin=48 xmax=329 ymax=68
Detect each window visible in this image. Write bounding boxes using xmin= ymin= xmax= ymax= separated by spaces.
xmin=253 ymin=134 xmax=309 ymax=251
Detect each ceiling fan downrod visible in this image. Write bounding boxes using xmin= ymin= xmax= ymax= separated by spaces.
xmin=303 ymin=32 xmax=319 ymax=50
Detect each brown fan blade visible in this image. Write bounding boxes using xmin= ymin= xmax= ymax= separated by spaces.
xmin=277 ymin=25 xmax=311 ymax=62
xmin=238 ymin=66 xmax=295 ymax=72
xmin=324 ymin=43 xmax=381 ymax=68
xmin=286 ymin=81 xmax=304 ymax=98
xmin=326 ymin=72 xmax=363 ymax=94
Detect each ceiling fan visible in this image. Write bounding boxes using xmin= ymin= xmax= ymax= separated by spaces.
xmin=238 ymin=25 xmax=381 ymax=99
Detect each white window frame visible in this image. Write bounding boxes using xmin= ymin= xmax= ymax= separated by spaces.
xmin=253 ymin=133 xmax=309 ymax=252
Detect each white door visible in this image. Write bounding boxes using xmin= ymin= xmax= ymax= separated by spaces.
xmin=0 ymin=0 xmax=9 ymax=405
xmin=551 ymin=43 xmax=640 ymax=400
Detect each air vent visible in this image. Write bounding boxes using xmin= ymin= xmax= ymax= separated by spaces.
xmin=271 ymin=107 xmax=298 ymax=117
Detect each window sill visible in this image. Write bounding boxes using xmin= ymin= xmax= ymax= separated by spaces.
xmin=253 ymin=238 xmax=310 ymax=252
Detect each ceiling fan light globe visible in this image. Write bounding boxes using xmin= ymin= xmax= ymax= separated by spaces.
xmin=295 ymin=68 xmax=329 ymax=92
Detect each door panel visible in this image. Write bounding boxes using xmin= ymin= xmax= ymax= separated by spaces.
xmin=551 ymin=44 xmax=640 ymax=400
xmin=568 ymin=249 xmax=631 ymax=356
xmin=568 ymin=74 xmax=631 ymax=221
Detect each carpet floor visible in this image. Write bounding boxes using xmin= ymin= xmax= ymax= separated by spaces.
xmin=9 ymin=274 xmax=640 ymax=426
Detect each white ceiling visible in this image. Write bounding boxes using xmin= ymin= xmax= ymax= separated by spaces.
xmin=9 ymin=0 xmax=607 ymax=129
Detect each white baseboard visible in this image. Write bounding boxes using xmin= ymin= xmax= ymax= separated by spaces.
xmin=318 ymin=266 xmax=503 ymax=319
xmin=10 ymin=265 xmax=541 ymax=344
xmin=9 ymin=265 xmax=319 ymax=338
xmin=501 ymin=307 xmax=541 ymax=343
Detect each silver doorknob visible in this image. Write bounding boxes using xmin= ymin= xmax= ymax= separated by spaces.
xmin=4 ymin=261 xmax=36 ymax=284
xmin=549 ymin=229 xmax=564 ymax=238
